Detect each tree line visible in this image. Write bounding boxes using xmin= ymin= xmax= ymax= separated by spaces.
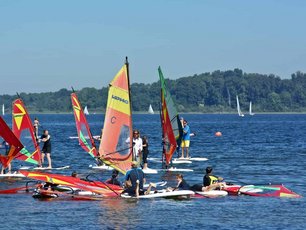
xmin=1 ymin=69 xmax=306 ymax=113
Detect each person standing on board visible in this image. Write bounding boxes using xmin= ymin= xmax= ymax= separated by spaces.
xmin=142 ymin=135 xmax=149 ymax=170
xmin=33 ymin=117 xmax=40 ymax=141
xmin=40 ymin=130 xmax=52 ymax=168
xmin=132 ymin=130 xmax=143 ymax=164
xmin=180 ymin=120 xmax=191 ymax=159
xmin=0 ymin=141 xmax=11 ymax=174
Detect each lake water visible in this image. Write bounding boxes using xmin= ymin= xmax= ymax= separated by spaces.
xmin=0 ymin=114 xmax=306 ymax=229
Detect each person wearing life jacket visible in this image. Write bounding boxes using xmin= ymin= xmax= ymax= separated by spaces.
xmin=202 ymin=166 xmax=226 ymax=191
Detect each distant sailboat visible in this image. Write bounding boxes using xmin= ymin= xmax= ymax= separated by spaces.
xmin=236 ymin=95 xmax=244 ymax=117
xmin=84 ymin=106 xmax=89 ymax=115
xmin=148 ymin=104 xmax=154 ymax=114
xmin=2 ymin=104 xmax=4 ymax=116
xmin=249 ymin=101 xmax=255 ymax=116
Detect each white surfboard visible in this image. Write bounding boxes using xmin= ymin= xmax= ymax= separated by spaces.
xmin=121 ymin=189 xmax=194 ymax=199
xmin=148 ymin=158 xmax=192 ymax=164
xmin=159 ymin=168 xmax=194 ymax=172
xmin=19 ymin=166 xmax=70 ymax=170
xmin=188 ymin=157 xmax=209 ymax=161
xmin=143 ymin=181 xmax=167 ymax=188
xmin=89 ymin=164 xmax=113 ymax=171
xmin=0 ymin=173 xmax=25 ymax=178
xmin=195 ymin=190 xmax=228 ymax=198
xmin=142 ymin=168 xmax=158 ymax=174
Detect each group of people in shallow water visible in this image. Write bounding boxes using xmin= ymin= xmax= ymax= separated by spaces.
xmin=102 ymin=162 xmax=225 ymax=197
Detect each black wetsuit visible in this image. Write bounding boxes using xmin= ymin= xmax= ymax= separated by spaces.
xmin=41 ymin=134 xmax=51 ymax=154
xmin=105 ymin=177 xmax=121 ymax=186
xmin=177 ymin=179 xmax=190 ymax=190
xmin=142 ymin=139 xmax=149 ymax=164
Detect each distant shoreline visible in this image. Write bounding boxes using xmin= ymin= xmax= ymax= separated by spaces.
xmin=6 ymin=111 xmax=306 ymax=115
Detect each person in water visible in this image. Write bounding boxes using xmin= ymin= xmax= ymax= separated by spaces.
xmin=71 ymin=171 xmax=78 ymax=177
xmin=123 ymin=161 xmax=156 ymax=197
xmin=40 ymin=130 xmax=52 ymax=168
xmin=167 ymin=174 xmax=190 ymax=191
xmin=0 ymin=141 xmax=11 ymax=174
xmin=142 ymin=135 xmax=149 ymax=170
xmin=105 ymin=170 xmax=121 ymax=186
xmin=202 ymin=166 xmax=226 ymax=191
xmin=180 ymin=120 xmax=191 ymax=159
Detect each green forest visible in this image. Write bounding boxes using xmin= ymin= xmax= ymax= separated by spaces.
xmin=1 ymin=69 xmax=306 ymax=113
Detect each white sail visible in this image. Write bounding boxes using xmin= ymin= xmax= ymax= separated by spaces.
xmin=84 ymin=106 xmax=89 ymax=115
xmin=2 ymin=104 xmax=4 ymax=116
xmin=148 ymin=104 xmax=154 ymax=114
xmin=249 ymin=101 xmax=255 ymax=116
xmin=236 ymin=96 xmax=244 ymax=117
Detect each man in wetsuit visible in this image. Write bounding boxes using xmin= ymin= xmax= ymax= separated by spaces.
xmin=40 ymin=130 xmax=52 ymax=168
xmin=202 ymin=166 xmax=225 ymax=191
xmin=123 ymin=161 xmax=145 ymax=197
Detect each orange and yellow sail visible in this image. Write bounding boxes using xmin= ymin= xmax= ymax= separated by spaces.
xmin=71 ymin=92 xmax=98 ymax=158
xmin=99 ymin=59 xmax=133 ymax=174
xmin=0 ymin=116 xmax=24 ymax=168
xmin=12 ymin=98 xmax=41 ymax=165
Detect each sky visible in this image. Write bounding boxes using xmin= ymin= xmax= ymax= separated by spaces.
xmin=1 ymin=0 xmax=306 ymax=95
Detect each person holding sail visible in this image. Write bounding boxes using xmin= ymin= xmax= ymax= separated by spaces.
xmin=39 ymin=130 xmax=52 ymax=168
xmin=0 ymin=141 xmax=11 ymax=174
xmin=180 ymin=120 xmax=191 ymax=159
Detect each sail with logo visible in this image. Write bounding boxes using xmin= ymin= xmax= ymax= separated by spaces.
xmin=98 ymin=58 xmax=133 ymax=174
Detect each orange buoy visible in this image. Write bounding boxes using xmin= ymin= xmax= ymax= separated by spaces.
xmin=215 ymin=131 xmax=222 ymax=137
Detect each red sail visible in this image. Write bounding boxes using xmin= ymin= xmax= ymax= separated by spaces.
xmin=12 ymin=99 xmax=41 ymax=165
xmin=0 ymin=117 xmax=24 ymax=168
xmin=98 ymin=61 xmax=133 ymax=174
xmin=71 ymin=92 xmax=98 ymax=158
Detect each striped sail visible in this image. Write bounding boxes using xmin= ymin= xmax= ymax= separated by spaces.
xmin=159 ymin=67 xmax=183 ymax=165
xmin=71 ymin=92 xmax=98 ymax=158
xmin=12 ymin=98 xmax=41 ymax=165
xmin=0 ymin=116 xmax=24 ymax=168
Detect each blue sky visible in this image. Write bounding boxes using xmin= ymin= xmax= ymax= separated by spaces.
xmin=1 ymin=0 xmax=306 ymax=94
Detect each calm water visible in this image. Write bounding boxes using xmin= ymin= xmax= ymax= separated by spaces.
xmin=1 ymin=114 xmax=306 ymax=230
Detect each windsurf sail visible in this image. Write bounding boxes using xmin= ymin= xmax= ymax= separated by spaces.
xmin=236 ymin=95 xmax=244 ymax=117
xmin=239 ymin=184 xmax=301 ymax=198
xmin=84 ymin=106 xmax=89 ymax=115
xmin=249 ymin=101 xmax=255 ymax=116
xmin=12 ymin=98 xmax=41 ymax=165
xmin=159 ymin=67 xmax=183 ymax=166
xmin=20 ymin=170 xmax=122 ymax=196
xmin=0 ymin=117 xmax=24 ymax=168
xmin=148 ymin=104 xmax=154 ymax=114
xmin=71 ymin=92 xmax=98 ymax=158
xmin=98 ymin=58 xmax=133 ymax=174
xmin=2 ymin=104 xmax=4 ymax=116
